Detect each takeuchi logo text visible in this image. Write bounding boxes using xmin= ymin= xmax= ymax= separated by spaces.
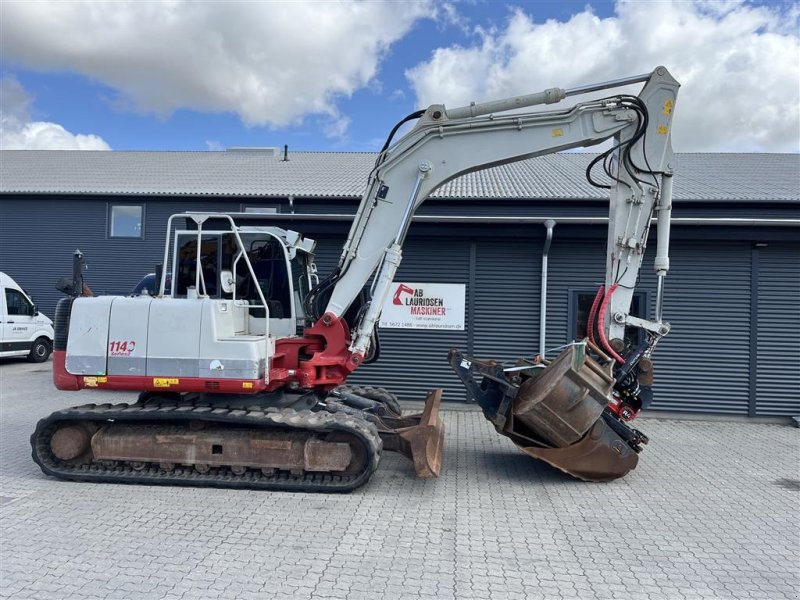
xmin=392 ymin=284 xmax=447 ymax=316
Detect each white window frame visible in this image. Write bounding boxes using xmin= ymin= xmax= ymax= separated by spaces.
xmin=108 ymin=204 xmax=145 ymax=239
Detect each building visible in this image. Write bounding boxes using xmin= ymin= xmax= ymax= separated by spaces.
xmin=1 ymin=149 xmax=798 ymax=416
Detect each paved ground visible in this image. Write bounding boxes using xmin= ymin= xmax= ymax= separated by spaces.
xmin=1 ymin=358 xmax=798 ymax=600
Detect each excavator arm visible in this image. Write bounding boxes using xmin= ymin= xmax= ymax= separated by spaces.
xmin=300 ymin=66 xmax=679 ymax=481
xmin=308 ymin=67 xmax=678 ymax=367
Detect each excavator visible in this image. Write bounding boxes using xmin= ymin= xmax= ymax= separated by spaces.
xmin=32 ymin=66 xmax=679 ymax=492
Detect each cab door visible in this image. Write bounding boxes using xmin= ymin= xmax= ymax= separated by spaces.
xmin=2 ymin=286 xmax=37 ymax=351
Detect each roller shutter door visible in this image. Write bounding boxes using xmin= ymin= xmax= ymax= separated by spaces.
xmin=473 ymin=238 xmax=541 ymax=362
xmin=756 ymin=243 xmax=800 ymax=416
xmin=648 ymin=241 xmax=752 ymax=414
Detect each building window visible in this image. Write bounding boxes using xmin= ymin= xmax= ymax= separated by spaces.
xmin=109 ymin=205 xmax=144 ymax=238
xmin=569 ymin=289 xmax=647 ymax=350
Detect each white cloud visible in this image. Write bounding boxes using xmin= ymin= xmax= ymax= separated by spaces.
xmin=1 ymin=0 xmax=434 ymax=137
xmin=406 ymin=1 xmax=800 ymax=152
xmin=321 ymin=116 xmax=352 ymax=140
xmin=0 ymin=76 xmax=110 ymax=150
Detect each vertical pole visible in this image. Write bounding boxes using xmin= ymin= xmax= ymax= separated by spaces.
xmin=539 ymin=220 xmax=556 ymax=357
xmin=71 ymin=249 xmax=84 ymax=297
xmin=749 ymin=246 xmax=760 ymax=417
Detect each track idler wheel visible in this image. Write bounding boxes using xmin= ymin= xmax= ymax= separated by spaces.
xmin=50 ymin=424 xmax=93 ymax=462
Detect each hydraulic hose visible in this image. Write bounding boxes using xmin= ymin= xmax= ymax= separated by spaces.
xmin=586 ymin=285 xmax=605 ymax=347
xmin=597 ymin=283 xmax=626 ymax=364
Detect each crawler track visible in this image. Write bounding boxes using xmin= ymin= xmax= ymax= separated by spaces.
xmin=31 ymin=399 xmax=382 ymax=493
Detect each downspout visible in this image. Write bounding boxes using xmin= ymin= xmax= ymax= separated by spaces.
xmin=539 ymin=219 xmax=556 ymax=357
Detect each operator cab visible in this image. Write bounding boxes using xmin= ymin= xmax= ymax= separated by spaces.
xmin=169 ymin=215 xmax=317 ymax=339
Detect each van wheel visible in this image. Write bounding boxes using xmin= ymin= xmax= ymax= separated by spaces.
xmin=28 ymin=337 xmax=52 ymax=363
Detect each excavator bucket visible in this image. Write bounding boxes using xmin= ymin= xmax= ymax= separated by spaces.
xmin=449 ymin=343 xmax=646 ymax=482
xmin=377 ymin=389 xmax=445 ymax=479
xmin=519 ymin=418 xmax=639 ymax=482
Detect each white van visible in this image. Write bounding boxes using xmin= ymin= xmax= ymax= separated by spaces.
xmin=0 ymin=272 xmax=54 ymax=362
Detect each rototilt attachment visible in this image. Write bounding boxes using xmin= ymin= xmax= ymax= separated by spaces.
xmin=448 ymin=342 xmax=648 ymax=482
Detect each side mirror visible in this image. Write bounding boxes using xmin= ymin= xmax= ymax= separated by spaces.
xmin=220 ymin=270 xmax=235 ymax=294
xmin=33 ymin=305 xmax=39 ymax=316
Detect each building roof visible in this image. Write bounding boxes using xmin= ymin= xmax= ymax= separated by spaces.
xmin=1 ymin=149 xmax=798 ymax=202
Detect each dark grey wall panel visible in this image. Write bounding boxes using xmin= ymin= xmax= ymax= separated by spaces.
xmin=0 ymin=197 xmax=230 ymax=316
xmin=756 ymin=243 xmax=800 ymax=415
xmin=297 ymin=197 xmax=799 ymax=220
xmin=304 ymin=235 xmax=341 ymax=280
xmin=345 ymin=236 xmax=470 ymax=402
xmin=540 ymin=238 xmax=616 ymax=354
xmin=418 ymin=203 xmax=797 ymax=219
xmin=539 ymin=238 xmax=752 ymax=414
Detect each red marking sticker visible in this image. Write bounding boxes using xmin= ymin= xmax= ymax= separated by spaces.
xmin=109 ymin=340 xmax=136 ymax=356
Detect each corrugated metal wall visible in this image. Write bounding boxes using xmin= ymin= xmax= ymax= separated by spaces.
xmin=0 ymin=197 xmax=225 ymax=315
xmin=2 ymin=194 xmax=799 ymax=416
xmin=755 ymin=243 xmax=800 ymax=415
xmin=300 ymin=234 xmax=760 ymax=413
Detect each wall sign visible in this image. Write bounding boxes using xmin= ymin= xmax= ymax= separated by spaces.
xmin=379 ymin=282 xmax=465 ymax=330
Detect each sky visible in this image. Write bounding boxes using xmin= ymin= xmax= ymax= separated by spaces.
xmin=1 ymin=0 xmax=798 ymax=154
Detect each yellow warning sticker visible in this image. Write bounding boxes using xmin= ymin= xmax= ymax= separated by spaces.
xmin=663 ymin=99 xmax=674 ymax=116
xmin=551 ymin=128 xmax=564 ymax=137
xmin=84 ymin=376 xmax=108 ymax=387
xmin=153 ymin=378 xmax=180 ymax=388
xmin=657 ymin=125 xmax=669 ymax=135
xmin=242 ymin=382 xmax=254 ymax=389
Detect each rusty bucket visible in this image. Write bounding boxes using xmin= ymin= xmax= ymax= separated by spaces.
xmin=378 ymin=389 xmax=445 ymax=479
xmin=448 ymin=344 xmax=644 ymax=483
xmin=519 ymin=417 xmax=640 ymax=482
xmin=512 ymin=343 xmax=613 ymax=447
xmin=504 ymin=344 xmax=638 ymax=481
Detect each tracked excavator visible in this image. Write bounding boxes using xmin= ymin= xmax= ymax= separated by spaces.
xmin=32 ymin=66 xmax=679 ymax=491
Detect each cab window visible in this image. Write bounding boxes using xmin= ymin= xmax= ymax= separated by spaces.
xmin=5 ymin=289 xmax=34 ymax=316
xmin=235 ymin=234 xmax=292 ymax=319
xmin=175 ymin=235 xmax=220 ymax=297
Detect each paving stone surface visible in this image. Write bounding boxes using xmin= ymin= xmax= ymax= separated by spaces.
xmin=1 ymin=358 xmax=798 ymax=599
